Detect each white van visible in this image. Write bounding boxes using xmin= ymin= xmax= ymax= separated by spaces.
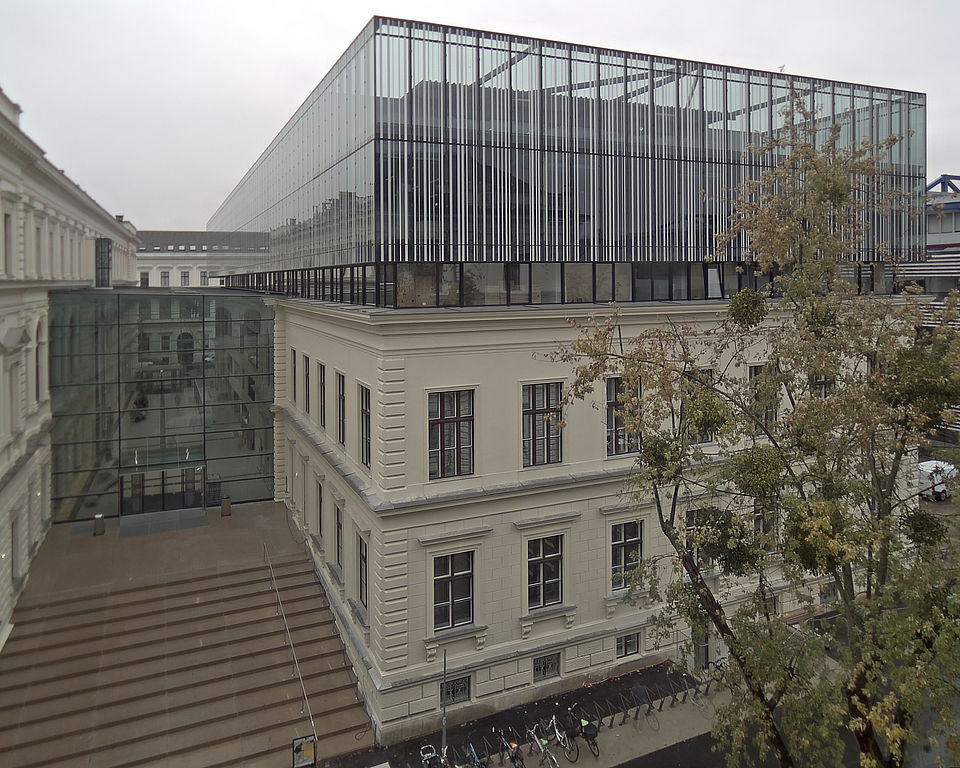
xmin=918 ymin=460 xmax=956 ymax=501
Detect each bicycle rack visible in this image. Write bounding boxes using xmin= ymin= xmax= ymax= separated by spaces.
xmin=591 ymin=696 xmax=620 ymax=729
xmin=665 ymin=677 xmax=688 ymax=706
xmin=585 ymin=700 xmax=609 ymax=730
xmin=629 ymin=684 xmax=658 ymax=720
xmin=478 ymin=735 xmax=497 ymax=766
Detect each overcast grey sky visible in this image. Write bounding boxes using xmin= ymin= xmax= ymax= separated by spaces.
xmin=0 ymin=0 xmax=956 ymax=230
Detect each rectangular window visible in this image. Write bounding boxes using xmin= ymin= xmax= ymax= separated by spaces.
xmin=359 ymin=384 xmax=371 ymax=468
xmin=433 ymin=551 xmax=473 ymax=630
xmin=522 ymin=383 xmax=562 ymax=466
xmin=160 ymin=334 xmax=170 ymax=352
xmin=809 ymin=373 xmax=835 ymax=399
xmin=358 ymin=536 xmax=368 ymax=608
xmin=337 ymin=373 xmax=346 ymax=445
xmin=685 ymin=509 xmax=713 ymax=570
xmin=200 ymin=270 xmax=209 ymax=286
xmin=3 ymin=213 xmax=11 ymax=275
xmin=819 ymin=581 xmax=838 ymax=606
xmin=527 ymin=534 xmax=562 ymax=610
xmin=754 ymin=500 xmax=777 ymax=552
xmin=335 ymin=506 xmax=343 ymax=569
xmin=686 ymin=369 xmax=716 ymax=444
xmin=94 ymin=238 xmax=112 ymax=287
xmin=440 ymin=675 xmax=471 ymax=706
xmin=291 ymin=349 xmax=297 ymax=403
xmin=606 ymin=377 xmax=639 ymax=456
xmin=139 ymin=271 xmax=149 ymax=287
xmin=160 ymin=271 xmax=170 ymax=287
xmin=428 ymin=390 xmax=474 ymax=479
xmin=611 ymin=520 xmax=642 ymax=591
xmin=533 ymin=652 xmax=561 ymax=681
xmin=304 ymin=355 xmax=310 ymax=415
xmin=764 ymin=594 xmax=779 ymax=616
xmin=318 ymin=363 xmax=326 ymax=428
xmin=316 ymin=481 xmax=323 ymax=542
xmin=180 ymin=270 xmax=190 ymax=287
xmin=616 ymin=632 xmax=640 ymax=658
xmin=749 ymin=364 xmax=778 ymax=430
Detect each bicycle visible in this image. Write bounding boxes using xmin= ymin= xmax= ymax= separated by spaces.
xmin=525 ymin=722 xmax=560 ymax=768
xmin=566 ymin=703 xmax=599 ymax=758
xmin=420 ymin=744 xmax=447 ymax=768
xmin=464 ymin=740 xmax=489 ymax=768
xmin=685 ymin=675 xmax=717 ymax=719
xmin=543 ymin=712 xmax=579 ymax=763
xmin=493 ymin=726 xmax=526 ymax=768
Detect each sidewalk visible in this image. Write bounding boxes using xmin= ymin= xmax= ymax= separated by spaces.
xmin=334 ymin=662 xmax=725 ymax=768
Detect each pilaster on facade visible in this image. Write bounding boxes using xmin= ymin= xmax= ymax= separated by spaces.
xmin=375 ymin=527 xmax=410 ymax=671
xmin=376 ymin=357 xmax=407 ymax=491
xmin=271 ymin=315 xmax=288 ymax=502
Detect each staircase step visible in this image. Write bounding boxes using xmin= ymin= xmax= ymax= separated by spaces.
xmin=6 ymin=574 xmax=322 ymax=649
xmin=0 ymin=609 xmax=335 ymax=701
xmin=0 ymin=642 xmax=353 ymax=734
xmin=13 ymin=558 xmax=310 ymax=616
xmin=0 ymin=594 xmax=332 ymax=680
xmin=0 ymin=542 xmax=375 ymax=768
xmin=8 ymin=687 xmax=370 ymax=768
xmin=2 ymin=666 xmax=360 ymax=752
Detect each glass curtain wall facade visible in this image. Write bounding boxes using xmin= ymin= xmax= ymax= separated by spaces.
xmin=209 ymin=17 xmax=925 ymax=291
xmin=48 ymin=291 xmax=274 ymax=522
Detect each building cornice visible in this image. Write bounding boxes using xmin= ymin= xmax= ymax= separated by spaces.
xmin=1 ymin=112 xmax=136 ymax=244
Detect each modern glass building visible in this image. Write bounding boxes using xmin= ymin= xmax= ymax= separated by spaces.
xmin=48 ymin=290 xmax=274 ymax=522
xmin=210 ymin=16 xmax=925 ymax=307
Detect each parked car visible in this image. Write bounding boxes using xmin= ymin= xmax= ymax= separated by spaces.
xmin=918 ymin=460 xmax=956 ymax=501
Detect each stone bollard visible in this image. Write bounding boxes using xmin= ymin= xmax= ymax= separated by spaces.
xmin=221 ymin=496 xmax=231 ymax=517
xmin=93 ymin=513 xmax=105 ymax=536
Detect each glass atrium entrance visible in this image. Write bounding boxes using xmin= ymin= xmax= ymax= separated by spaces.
xmin=48 ymin=289 xmax=275 ymax=523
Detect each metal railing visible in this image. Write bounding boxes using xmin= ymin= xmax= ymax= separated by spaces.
xmin=263 ymin=542 xmax=318 ymax=744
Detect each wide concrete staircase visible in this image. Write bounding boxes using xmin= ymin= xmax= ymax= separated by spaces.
xmin=0 ymin=555 xmax=374 ymax=767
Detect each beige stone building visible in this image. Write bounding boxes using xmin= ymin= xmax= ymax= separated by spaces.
xmin=273 ymin=298 xmax=808 ymax=742
xmin=0 ymin=85 xmax=137 ymax=643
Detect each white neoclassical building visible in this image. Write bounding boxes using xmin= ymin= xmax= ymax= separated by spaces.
xmin=135 ymin=230 xmax=267 ymax=289
xmin=272 ymin=298 xmax=819 ymax=742
xmin=0 ymin=84 xmax=138 ymax=644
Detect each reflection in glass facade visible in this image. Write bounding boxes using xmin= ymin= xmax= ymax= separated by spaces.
xmin=210 ymin=16 xmax=925 ymax=284
xmin=48 ymin=291 xmax=274 ymax=522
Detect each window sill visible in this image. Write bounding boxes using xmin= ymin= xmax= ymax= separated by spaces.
xmin=520 ymin=604 xmax=576 ymax=638
xmin=327 ymin=562 xmax=343 ymax=584
xmin=521 ymin=461 xmax=564 ymax=470
xmin=424 ymin=624 xmax=488 ymax=662
xmin=348 ymin=598 xmax=369 ymax=628
xmin=427 ymin=472 xmax=475 ymax=484
xmin=605 ymin=451 xmax=641 ymax=461
xmin=605 ymin=588 xmax=647 ymax=602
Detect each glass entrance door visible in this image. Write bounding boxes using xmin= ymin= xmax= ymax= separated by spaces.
xmin=121 ymin=467 xmax=205 ymax=515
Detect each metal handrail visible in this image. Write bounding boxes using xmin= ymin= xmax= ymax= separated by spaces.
xmin=263 ymin=542 xmax=318 ymax=744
